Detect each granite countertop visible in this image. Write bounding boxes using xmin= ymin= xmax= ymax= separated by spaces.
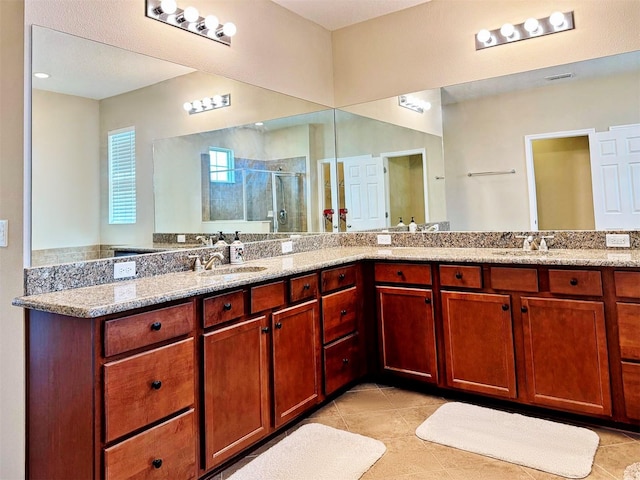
xmin=13 ymin=246 xmax=640 ymax=318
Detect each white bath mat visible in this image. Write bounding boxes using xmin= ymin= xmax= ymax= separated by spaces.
xmin=625 ymin=463 xmax=640 ymax=480
xmin=415 ymin=402 xmax=599 ymax=479
xmin=227 ymin=423 xmax=386 ymax=480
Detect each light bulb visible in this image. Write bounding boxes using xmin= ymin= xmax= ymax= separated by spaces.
xmin=183 ymin=102 xmax=193 ymax=112
xmin=422 ymin=101 xmax=432 ymax=111
xmin=153 ymin=0 xmax=177 ymax=15
xmin=476 ymin=29 xmax=492 ymax=44
xmin=500 ymin=23 xmax=515 ymax=38
xmin=192 ymin=99 xmax=203 ymax=110
xmin=204 ymin=15 xmax=219 ymax=30
xmin=212 ymin=95 xmax=223 ymax=106
xmin=33 ymin=72 xmax=50 ymax=79
xmin=160 ymin=0 xmax=177 ymax=14
xmin=524 ymin=17 xmax=540 ymax=34
xmin=222 ymin=22 xmax=237 ymax=37
xmin=183 ymin=6 xmax=200 ymax=22
xmin=549 ymin=11 xmax=566 ymax=28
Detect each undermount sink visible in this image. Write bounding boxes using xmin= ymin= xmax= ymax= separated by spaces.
xmin=492 ymin=250 xmax=558 ymax=256
xmin=198 ymin=265 xmax=268 ymax=276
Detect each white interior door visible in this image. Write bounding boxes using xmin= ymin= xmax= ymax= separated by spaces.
xmin=589 ymin=125 xmax=640 ymax=229
xmin=341 ymin=155 xmax=386 ymax=231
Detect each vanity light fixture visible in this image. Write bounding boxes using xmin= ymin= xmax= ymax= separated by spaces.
xmin=398 ymin=95 xmax=431 ymax=114
xmin=146 ymin=0 xmax=237 ymax=46
xmin=475 ymin=11 xmax=574 ymax=50
xmin=183 ymin=93 xmax=231 ymax=115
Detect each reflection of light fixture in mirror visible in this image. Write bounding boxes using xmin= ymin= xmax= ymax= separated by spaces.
xmin=183 ymin=93 xmax=231 ymax=115
xmin=476 ymin=11 xmax=574 ymax=50
xmin=398 ymin=95 xmax=431 ymax=114
xmin=33 ymin=72 xmax=50 ymax=79
xmin=146 ymin=0 xmax=236 ymax=46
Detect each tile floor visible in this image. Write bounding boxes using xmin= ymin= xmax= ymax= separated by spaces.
xmin=217 ymin=383 xmax=640 ymax=480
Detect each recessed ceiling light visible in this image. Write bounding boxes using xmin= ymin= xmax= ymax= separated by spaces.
xmin=33 ymin=72 xmax=50 ymax=79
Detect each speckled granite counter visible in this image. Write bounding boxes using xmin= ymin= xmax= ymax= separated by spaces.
xmin=13 ymin=246 xmax=640 ymax=318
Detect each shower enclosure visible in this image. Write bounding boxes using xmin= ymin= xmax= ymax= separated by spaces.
xmin=207 ymin=167 xmax=306 ymax=232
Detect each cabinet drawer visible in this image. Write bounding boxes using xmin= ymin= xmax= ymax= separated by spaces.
xmin=439 ymin=265 xmax=483 ymax=289
xmin=375 ymin=263 xmax=431 ymax=285
xmin=104 ymin=338 xmax=195 ymax=442
xmin=203 ymin=290 xmax=246 ymax=328
xmin=324 ymin=333 xmax=361 ymax=396
xmin=104 ymin=302 xmax=194 ymax=357
xmin=251 ymin=281 xmax=286 ymax=313
xmin=622 ymin=362 xmax=640 ymax=420
xmin=104 ymin=410 xmax=196 ymax=480
xmin=290 ymin=273 xmax=319 ymax=303
xmin=618 ymin=303 xmax=640 ymax=360
xmin=491 ymin=267 xmax=539 ymax=292
xmin=615 ymin=271 xmax=640 ymax=298
xmin=549 ymin=269 xmax=603 ymax=296
xmin=322 ymin=287 xmax=358 ymax=343
xmin=321 ymin=265 xmax=357 ymax=293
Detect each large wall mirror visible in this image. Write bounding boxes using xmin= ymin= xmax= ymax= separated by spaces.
xmin=30 ymin=26 xmax=332 ymax=266
xmin=342 ymin=51 xmax=640 ymax=232
xmin=31 ymin=25 xmax=639 ymax=267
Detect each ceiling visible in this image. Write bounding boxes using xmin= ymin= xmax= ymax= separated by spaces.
xmin=270 ymin=0 xmax=432 ymax=31
xmin=32 ymin=27 xmax=195 ymax=100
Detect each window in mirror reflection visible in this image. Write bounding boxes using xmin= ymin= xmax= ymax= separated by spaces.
xmin=108 ymin=127 xmax=136 ymax=225
xmin=209 ymin=147 xmax=235 ymax=183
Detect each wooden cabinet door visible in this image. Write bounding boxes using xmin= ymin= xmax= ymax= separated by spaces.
xmin=272 ymin=300 xmax=321 ymax=428
xmin=441 ymin=291 xmax=517 ymax=398
xmin=377 ymin=286 xmax=438 ymax=383
xmin=203 ymin=316 xmax=271 ymax=470
xmin=521 ymin=297 xmax=612 ymax=416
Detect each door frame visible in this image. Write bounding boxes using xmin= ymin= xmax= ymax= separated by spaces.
xmin=380 ymin=148 xmax=429 ymax=224
xmin=524 ymin=129 xmax=595 ymax=230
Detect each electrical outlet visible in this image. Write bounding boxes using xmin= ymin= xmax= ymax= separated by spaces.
xmin=176 ymin=234 xmax=186 ymax=243
xmin=605 ymin=233 xmax=630 ymax=248
xmin=0 ymin=220 xmax=7 ymax=247
xmin=377 ymin=234 xmax=392 ymax=245
xmin=114 ymin=261 xmax=136 ymax=279
xmin=281 ymin=241 xmax=293 ymax=254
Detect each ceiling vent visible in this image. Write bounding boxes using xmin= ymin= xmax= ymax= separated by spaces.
xmin=544 ymin=72 xmax=574 ymax=81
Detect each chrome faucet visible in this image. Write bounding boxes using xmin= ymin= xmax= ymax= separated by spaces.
xmin=515 ymin=234 xmax=554 ymax=251
xmin=515 ymin=235 xmax=537 ymax=250
xmin=196 ymin=235 xmax=212 ymax=246
xmin=204 ymin=252 xmax=224 ymax=270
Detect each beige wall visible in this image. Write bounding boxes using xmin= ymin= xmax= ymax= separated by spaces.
xmin=332 ymin=0 xmax=640 ymax=106
xmin=443 ymin=70 xmax=640 ymax=231
xmin=32 ymin=90 xmax=100 ymax=250
xmin=0 ymin=2 xmax=25 ymax=479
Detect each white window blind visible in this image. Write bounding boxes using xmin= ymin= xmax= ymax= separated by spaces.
xmin=108 ymin=127 xmax=136 ymax=224
xmin=209 ymin=147 xmax=235 ymax=183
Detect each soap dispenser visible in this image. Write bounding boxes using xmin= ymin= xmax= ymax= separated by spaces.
xmin=230 ymin=231 xmax=244 ymax=264
xmin=215 ymin=231 xmax=227 ymax=247
xmin=397 ymin=217 xmax=405 ymax=227
xmin=409 ymin=217 xmax=417 ymax=233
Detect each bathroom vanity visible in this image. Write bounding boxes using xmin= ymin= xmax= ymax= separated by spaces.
xmin=15 ymin=246 xmax=640 ymax=480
